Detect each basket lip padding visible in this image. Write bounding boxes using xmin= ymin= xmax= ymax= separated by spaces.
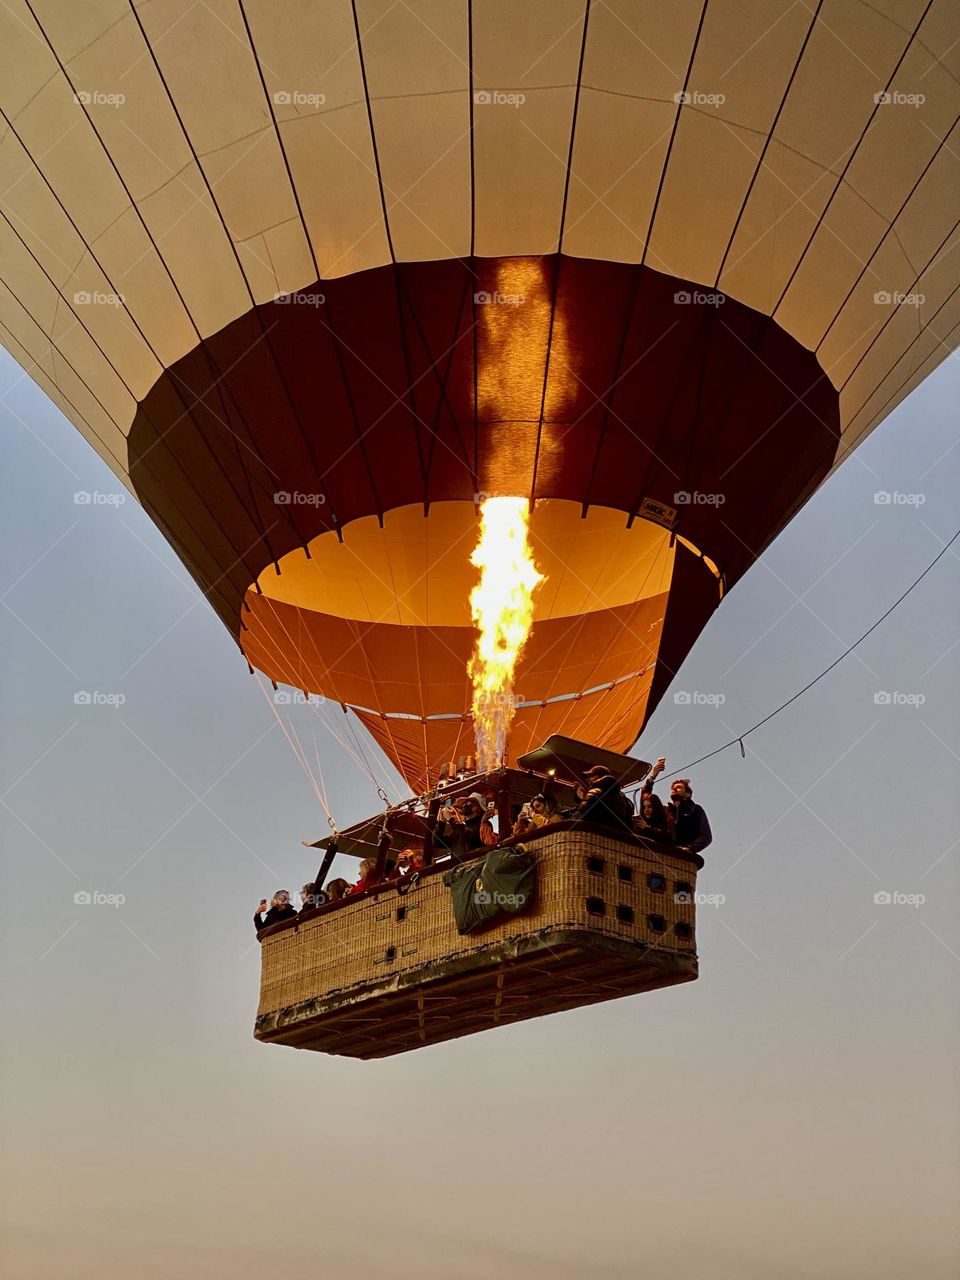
xmin=258 ymin=823 xmax=702 ymax=940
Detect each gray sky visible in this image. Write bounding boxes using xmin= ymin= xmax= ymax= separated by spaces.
xmin=1 ymin=345 xmax=958 ymax=1280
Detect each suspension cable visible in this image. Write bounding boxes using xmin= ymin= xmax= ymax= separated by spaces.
xmin=254 ymin=674 xmax=337 ymax=829
xmin=650 ymin=525 xmax=960 ymax=781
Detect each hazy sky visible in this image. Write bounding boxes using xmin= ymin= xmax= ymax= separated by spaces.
xmin=1 ymin=344 xmax=958 ymax=1280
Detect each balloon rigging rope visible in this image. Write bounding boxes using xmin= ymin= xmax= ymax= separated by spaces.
xmin=657 ymin=525 xmax=960 ymax=781
xmin=254 ymin=673 xmax=335 ymax=824
xmin=309 ymin=723 xmax=330 ymax=819
xmin=316 ymin=701 xmax=391 ymax=798
xmin=342 ymin=709 xmax=404 ymax=805
xmin=309 ymin=700 xmax=371 ymax=782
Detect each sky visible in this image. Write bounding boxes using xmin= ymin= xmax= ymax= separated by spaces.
xmin=1 ymin=343 xmax=958 ymax=1280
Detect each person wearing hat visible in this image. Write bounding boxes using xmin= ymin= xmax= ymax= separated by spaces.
xmin=573 ymin=765 xmax=635 ymax=836
xmin=436 ymin=791 xmax=497 ymax=861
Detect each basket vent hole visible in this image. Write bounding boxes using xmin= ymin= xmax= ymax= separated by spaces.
xmin=647 ymin=914 xmax=667 ymax=934
xmin=674 ymin=922 xmax=693 ymax=940
xmin=586 ymin=857 xmax=605 ymax=875
xmin=675 ymin=881 xmax=693 ymax=897
xmin=616 ymin=904 xmax=634 ymax=924
xmin=586 ymin=896 xmax=606 ymax=917
xmin=648 ymin=874 xmax=666 ymax=891
xmin=617 ymin=864 xmax=633 ymax=882
xmin=396 ymin=906 xmax=407 ymax=922
xmin=384 ymin=945 xmax=397 ymax=962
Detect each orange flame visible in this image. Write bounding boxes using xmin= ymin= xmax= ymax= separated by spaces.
xmin=468 ymin=497 xmax=544 ymax=771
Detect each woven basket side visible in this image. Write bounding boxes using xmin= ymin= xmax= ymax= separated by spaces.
xmin=258 ymin=830 xmax=698 ymax=1018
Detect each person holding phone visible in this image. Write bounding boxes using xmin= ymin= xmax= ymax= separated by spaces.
xmin=395 ymin=847 xmax=424 ymax=876
xmin=436 ymin=792 xmax=496 ymax=861
xmin=512 ymin=793 xmax=559 ymax=837
xmin=254 ymin=889 xmax=297 ymax=933
xmin=634 ymin=789 xmax=674 ymax=844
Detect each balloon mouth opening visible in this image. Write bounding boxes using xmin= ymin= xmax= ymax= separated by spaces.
xmin=246 ymin=497 xmax=718 ymax=630
xmin=237 ymin=500 xmax=722 ymax=752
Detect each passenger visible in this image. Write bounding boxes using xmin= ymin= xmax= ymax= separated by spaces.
xmin=633 ymin=789 xmax=674 ymax=844
xmin=324 ymin=878 xmax=351 ymax=902
xmin=562 ymin=782 xmax=588 ymax=819
xmin=254 ymin=890 xmax=298 ymax=932
xmin=512 ymin=793 xmax=560 ymax=838
xmin=436 ymin=792 xmax=497 ymax=860
xmin=668 ymin=778 xmax=712 ymax=853
xmin=299 ymin=882 xmax=327 ymax=911
xmin=643 ymin=758 xmax=712 ymax=853
xmin=350 ymin=857 xmax=380 ymax=895
xmin=395 ymin=847 xmax=424 ymax=876
xmin=574 ymin=766 xmax=635 ymax=835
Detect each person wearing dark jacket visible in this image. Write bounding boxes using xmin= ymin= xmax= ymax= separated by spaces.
xmin=254 ymin=889 xmax=298 ymax=932
xmin=299 ymin=882 xmax=327 ymax=911
xmin=574 ymin=766 xmax=635 ymax=836
xmin=643 ymin=758 xmax=712 ymax=854
xmin=562 ymin=781 xmax=589 ymax=818
xmin=668 ymin=780 xmax=712 ymax=853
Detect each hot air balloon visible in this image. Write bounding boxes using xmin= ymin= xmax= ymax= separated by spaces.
xmin=2 ymin=1 xmax=957 ymax=1055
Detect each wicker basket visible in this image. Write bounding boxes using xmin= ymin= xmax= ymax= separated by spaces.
xmin=255 ymin=824 xmax=700 ymax=1059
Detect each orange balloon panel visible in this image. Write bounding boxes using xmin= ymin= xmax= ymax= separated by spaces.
xmin=241 ymin=590 xmax=670 ymax=717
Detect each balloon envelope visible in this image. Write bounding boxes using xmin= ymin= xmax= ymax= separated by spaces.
xmin=1 ymin=0 xmax=957 ymax=789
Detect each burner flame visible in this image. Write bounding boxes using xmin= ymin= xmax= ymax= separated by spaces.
xmin=468 ymin=497 xmax=543 ymax=771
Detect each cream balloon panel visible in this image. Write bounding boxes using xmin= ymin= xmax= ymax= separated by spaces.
xmin=0 ymin=298 xmax=130 ymax=486
xmin=838 ymin=285 xmax=960 ymax=467
xmin=0 ymin=0 xmax=957 ymax=476
xmin=2 ymin=2 xmax=243 ymax=352
xmin=0 ymin=179 xmax=161 ymax=404
xmin=0 ymin=210 xmax=136 ymax=439
xmin=773 ymin=120 xmax=958 ymax=363
xmin=580 ymin=0 xmax=706 ymax=101
xmin=817 ymin=137 xmax=960 ymax=386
